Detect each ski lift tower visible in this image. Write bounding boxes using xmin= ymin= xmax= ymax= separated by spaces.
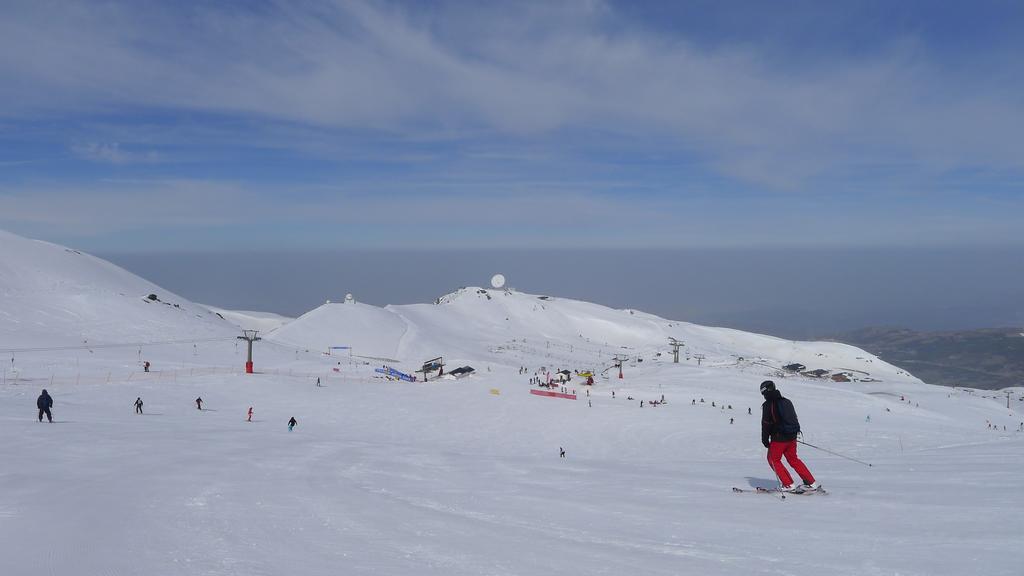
xmin=238 ymin=330 xmax=261 ymax=374
xmin=668 ymin=338 xmax=685 ymax=363
xmin=613 ymin=355 xmax=627 ymax=379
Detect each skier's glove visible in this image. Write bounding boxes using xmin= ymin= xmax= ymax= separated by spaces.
xmin=762 ymin=439 xmax=770 ymax=448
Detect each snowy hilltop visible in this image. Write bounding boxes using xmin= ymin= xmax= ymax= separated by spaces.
xmin=269 ymin=286 xmax=919 ymax=388
xmin=1 ymin=229 xmax=1022 ymax=575
xmin=0 ymin=228 xmax=923 ymax=389
xmin=0 ymin=229 xmax=236 ymax=349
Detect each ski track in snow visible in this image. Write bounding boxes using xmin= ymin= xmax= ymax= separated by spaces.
xmin=3 ymin=362 xmax=1020 ymax=575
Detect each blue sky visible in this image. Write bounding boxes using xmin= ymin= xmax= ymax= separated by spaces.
xmin=1 ymin=0 xmax=1022 ymax=251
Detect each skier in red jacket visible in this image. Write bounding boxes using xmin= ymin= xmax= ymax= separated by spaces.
xmin=760 ymin=380 xmax=818 ymax=492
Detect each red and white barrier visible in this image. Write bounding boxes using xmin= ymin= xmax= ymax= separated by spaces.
xmin=530 ymin=389 xmax=576 ymax=400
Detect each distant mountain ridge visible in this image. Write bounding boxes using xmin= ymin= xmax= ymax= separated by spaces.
xmin=268 ymin=286 xmax=918 ymax=387
xmin=828 ymin=326 xmax=1024 ymax=390
xmin=0 ymin=228 xmax=922 ymax=390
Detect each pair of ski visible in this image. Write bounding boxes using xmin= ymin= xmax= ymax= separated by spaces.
xmin=732 ymin=486 xmax=827 ymax=496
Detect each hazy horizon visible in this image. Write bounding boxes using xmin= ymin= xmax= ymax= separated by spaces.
xmin=103 ymin=246 xmax=1024 ymax=341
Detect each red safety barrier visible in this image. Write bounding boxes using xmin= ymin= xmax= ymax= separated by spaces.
xmin=530 ymin=389 xmax=577 ymax=400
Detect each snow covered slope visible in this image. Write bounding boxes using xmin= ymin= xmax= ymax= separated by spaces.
xmin=0 ymin=229 xmax=237 ymax=348
xmin=3 ymin=232 xmax=1023 ymax=575
xmin=1 ymin=347 xmax=1021 ymax=575
xmin=208 ymin=307 xmax=293 ymax=333
xmin=270 ymin=300 xmax=408 ymax=360
xmin=269 ymin=286 xmax=916 ymax=386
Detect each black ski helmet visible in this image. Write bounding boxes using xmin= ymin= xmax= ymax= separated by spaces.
xmin=759 ymin=380 xmax=776 ymax=394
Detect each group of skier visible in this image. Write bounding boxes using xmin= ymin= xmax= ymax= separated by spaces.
xmin=553 ymin=376 xmax=821 ymax=493
xmin=35 ymin=375 xmax=818 ymax=492
xmin=526 ymin=362 xmax=821 ymax=492
xmin=34 ymin=389 xmax=299 ymax=431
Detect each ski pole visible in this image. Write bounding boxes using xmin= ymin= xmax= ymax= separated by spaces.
xmin=798 ymin=440 xmax=873 ymax=467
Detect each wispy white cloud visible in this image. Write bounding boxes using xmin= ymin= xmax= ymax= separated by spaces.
xmin=1 ymin=1 xmax=1021 ymax=189
xmin=70 ymin=142 xmax=162 ymax=164
xmin=0 ymin=160 xmax=41 ymax=167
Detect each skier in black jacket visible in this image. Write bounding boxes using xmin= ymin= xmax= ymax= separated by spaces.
xmin=37 ymin=389 xmax=53 ymax=422
xmin=760 ymin=380 xmax=817 ymax=492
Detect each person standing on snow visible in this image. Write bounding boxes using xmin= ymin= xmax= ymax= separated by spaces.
xmin=37 ymin=389 xmax=54 ymax=423
xmin=134 ymin=397 xmax=144 ymax=414
xmin=760 ymin=380 xmax=818 ymax=492
xmin=196 ymin=397 xmax=203 ymax=410
xmin=288 ymin=416 xmax=297 ymax=431
xmin=247 ymin=407 xmax=253 ymax=422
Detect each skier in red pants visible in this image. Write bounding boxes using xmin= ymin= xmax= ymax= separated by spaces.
xmin=760 ymin=380 xmax=818 ymax=492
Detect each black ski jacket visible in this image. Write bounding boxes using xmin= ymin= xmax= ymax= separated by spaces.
xmin=37 ymin=392 xmax=53 ymax=410
xmin=761 ymin=390 xmax=800 ymax=445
